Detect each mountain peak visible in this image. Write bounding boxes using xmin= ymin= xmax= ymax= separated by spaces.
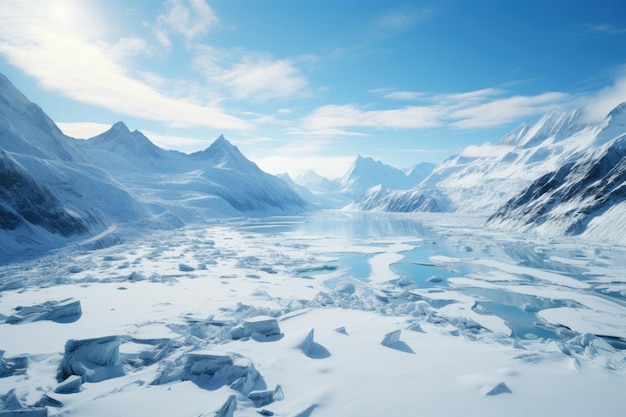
xmin=111 ymin=121 xmax=130 ymax=133
xmin=192 ymin=135 xmax=259 ymax=172
xmin=204 ymin=134 xmax=239 ymax=156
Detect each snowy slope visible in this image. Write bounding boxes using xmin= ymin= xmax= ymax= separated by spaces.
xmin=404 ymin=162 xmax=436 ymax=184
xmin=487 ymin=108 xmax=626 ymax=242
xmin=0 ymin=72 xmax=308 ymax=257
xmin=78 ymin=122 xmax=186 ymax=172
xmin=0 ymin=73 xmax=88 ymax=163
xmin=422 ymin=107 xmax=602 ymax=213
xmin=75 ymin=125 xmax=310 ymax=217
xmin=286 ymin=170 xmax=351 ymax=209
xmin=355 ymin=106 xmax=621 ymax=215
xmin=339 ymin=155 xmax=422 ymax=198
xmin=346 ymin=184 xmax=452 ymax=212
xmin=294 ymin=169 xmax=341 ymax=194
xmin=0 ymin=74 xmax=151 ymax=257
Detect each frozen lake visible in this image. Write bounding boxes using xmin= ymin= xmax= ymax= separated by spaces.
xmin=1 ymin=211 xmax=625 ymax=416
xmin=238 ymin=212 xmax=626 ymax=343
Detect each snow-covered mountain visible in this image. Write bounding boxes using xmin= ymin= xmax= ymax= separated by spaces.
xmin=345 ymin=184 xmax=452 ymax=212
xmin=0 ymin=74 xmax=150 ymax=257
xmin=339 ymin=155 xmax=424 ymax=197
xmin=0 ymin=74 xmax=88 ymax=163
xmin=488 ymin=103 xmax=626 ymax=242
xmin=294 ymin=169 xmax=340 ymax=194
xmin=404 ymin=162 xmax=436 ymax=184
xmin=284 ymin=170 xmax=350 ymax=209
xmin=0 ymin=72 xmax=309 ymax=257
xmin=76 ymin=124 xmax=310 ymax=217
xmin=353 ymin=105 xmax=623 ymax=215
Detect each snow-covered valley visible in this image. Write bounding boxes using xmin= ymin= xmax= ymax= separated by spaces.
xmin=1 ymin=212 xmax=625 ymax=417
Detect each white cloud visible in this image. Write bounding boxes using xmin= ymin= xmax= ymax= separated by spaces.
xmin=449 ymin=92 xmax=569 ymax=128
xmin=0 ymin=1 xmax=251 ymax=131
xmin=156 ymin=0 xmax=217 ymax=45
xmin=299 ymin=89 xmax=569 ymax=134
xmin=193 ymin=47 xmax=310 ymax=101
xmin=301 ymin=104 xmax=442 ymax=132
xmin=57 ymin=122 xmax=111 ymax=139
xmin=461 ymin=143 xmax=515 ymax=158
xmin=383 ymin=91 xmax=425 ymax=100
xmin=376 ymin=7 xmax=433 ymax=33
xmin=581 ymin=73 xmax=626 ymax=122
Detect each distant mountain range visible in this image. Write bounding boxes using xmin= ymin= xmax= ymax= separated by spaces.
xmin=0 ymin=73 xmax=308 ymax=257
xmin=2 ymin=68 xmax=625 ymax=255
xmin=347 ymin=101 xmax=626 ymax=243
xmin=286 ymin=156 xmax=435 ymax=208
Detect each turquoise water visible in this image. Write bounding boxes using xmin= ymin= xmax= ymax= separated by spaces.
xmin=237 ymin=212 xmax=621 ymax=342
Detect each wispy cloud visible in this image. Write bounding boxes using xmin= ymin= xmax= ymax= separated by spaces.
xmin=0 ymin=1 xmax=253 ymax=131
xmin=155 ymin=0 xmax=218 ymax=47
xmin=448 ymin=92 xmax=568 ymax=128
xmin=192 ymin=46 xmax=310 ymax=102
xmin=461 ymin=143 xmax=515 ymax=158
xmin=583 ymin=23 xmax=626 ymax=36
xmin=375 ymin=7 xmax=433 ymax=35
xmin=581 ymin=70 xmax=626 ymax=122
xmin=383 ymin=91 xmax=425 ymax=100
xmin=301 ymin=104 xmax=442 ymax=133
xmin=299 ymin=88 xmax=569 ymax=134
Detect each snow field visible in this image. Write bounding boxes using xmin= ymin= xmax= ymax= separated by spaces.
xmin=1 ymin=215 xmax=625 ymax=416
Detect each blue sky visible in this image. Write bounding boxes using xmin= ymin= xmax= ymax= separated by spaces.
xmin=1 ymin=0 xmax=626 ymax=178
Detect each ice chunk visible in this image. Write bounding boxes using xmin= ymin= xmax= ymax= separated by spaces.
xmin=300 ymin=329 xmax=315 ymax=356
xmin=57 ymin=336 xmax=124 ymax=383
xmin=127 ymin=272 xmax=146 ymax=281
xmin=32 ymin=395 xmax=62 ymax=408
xmin=248 ymin=385 xmax=284 ymax=407
xmin=334 ymin=327 xmax=349 ymax=335
xmin=54 ymin=375 xmax=82 ymax=394
xmin=483 ymin=382 xmax=512 ymax=396
xmin=5 ymin=299 xmax=81 ymax=324
xmin=381 ymin=330 xmax=401 ymax=346
xmin=214 ymin=395 xmax=237 ymax=417
xmin=178 ymin=263 xmax=195 ymax=272
xmin=297 ymin=329 xmax=331 ymax=359
xmin=230 ymin=316 xmax=281 ymax=340
xmin=154 ymin=351 xmax=260 ymax=395
xmin=122 ymin=338 xmax=180 ymax=367
xmin=0 ymin=351 xmax=27 ymax=377
xmin=0 ymin=389 xmax=22 ymax=411
xmin=0 ymin=389 xmax=48 ymax=416
xmin=407 ymin=322 xmax=424 ymax=333
xmin=334 ymin=282 xmax=355 ymax=294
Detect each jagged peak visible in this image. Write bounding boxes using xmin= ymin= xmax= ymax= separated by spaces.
xmin=204 ymin=134 xmax=239 ymax=155
xmin=192 ymin=134 xmax=260 ymax=172
xmin=110 ymin=121 xmax=130 ymax=133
